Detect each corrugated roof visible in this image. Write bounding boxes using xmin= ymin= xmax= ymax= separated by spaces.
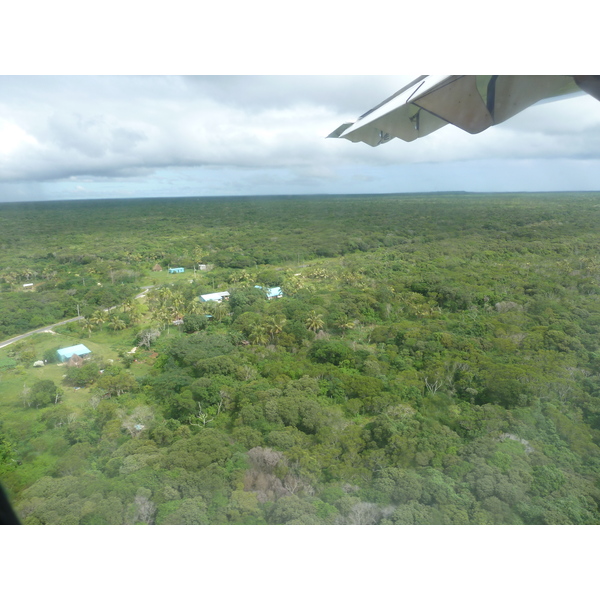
xmin=267 ymin=287 xmax=283 ymax=298
xmin=57 ymin=344 xmax=91 ymax=361
xmin=200 ymin=291 xmax=230 ymax=302
xmin=255 ymin=286 xmax=283 ymax=298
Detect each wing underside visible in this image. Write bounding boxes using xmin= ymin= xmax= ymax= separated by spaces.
xmin=328 ymin=75 xmax=596 ymax=146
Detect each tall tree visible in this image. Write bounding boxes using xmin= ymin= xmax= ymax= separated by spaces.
xmin=109 ymin=315 xmax=127 ymax=331
xmin=306 ymin=310 xmax=324 ymax=333
xmin=80 ymin=318 xmax=94 ymax=338
xmin=248 ymin=323 xmax=269 ymax=346
xmin=265 ymin=314 xmax=287 ymax=343
xmin=89 ymin=310 xmax=106 ymax=327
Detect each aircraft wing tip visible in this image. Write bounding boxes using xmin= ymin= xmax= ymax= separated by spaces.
xmin=327 ymin=122 xmax=354 ymax=139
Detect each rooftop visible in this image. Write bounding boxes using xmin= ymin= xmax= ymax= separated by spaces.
xmin=57 ymin=344 xmax=92 ymax=361
xmin=200 ymin=291 xmax=230 ymax=302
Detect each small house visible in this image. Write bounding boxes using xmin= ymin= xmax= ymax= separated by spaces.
xmin=152 ymin=264 xmax=163 ymax=272
xmin=57 ymin=344 xmax=91 ymax=363
xmin=254 ymin=285 xmax=283 ymax=299
xmin=169 ymin=267 xmax=185 ymax=274
xmin=198 ymin=264 xmax=208 ymax=271
xmin=200 ymin=291 xmax=230 ymax=303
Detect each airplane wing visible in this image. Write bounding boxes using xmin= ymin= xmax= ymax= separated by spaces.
xmin=328 ymin=75 xmax=600 ymax=147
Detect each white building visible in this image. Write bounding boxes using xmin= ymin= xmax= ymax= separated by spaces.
xmin=200 ymin=291 xmax=230 ymax=303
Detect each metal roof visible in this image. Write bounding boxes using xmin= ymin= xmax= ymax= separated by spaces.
xmin=255 ymin=285 xmax=283 ymax=298
xmin=57 ymin=344 xmax=91 ymax=361
xmin=266 ymin=287 xmax=283 ymax=298
xmin=200 ymin=291 xmax=230 ymax=302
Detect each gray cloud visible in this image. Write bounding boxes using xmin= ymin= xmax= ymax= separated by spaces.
xmin=1 ymin=75 xmax=599 ymax=199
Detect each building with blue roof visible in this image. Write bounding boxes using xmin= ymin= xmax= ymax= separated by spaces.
xmin=255 ymin=285 xmax=283 ymax=299
xmin=57 ymin=344 xmax=92 ymax=362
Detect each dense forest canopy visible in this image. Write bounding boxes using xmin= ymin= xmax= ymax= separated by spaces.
xmin=2 ymin=192 xmax=600 ymax=524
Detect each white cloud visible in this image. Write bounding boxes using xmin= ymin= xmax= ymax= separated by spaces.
xmin=0 ymin=75 xmax=599 ymax=200
xmin=0 ymin=121 xmax=33 ymax=154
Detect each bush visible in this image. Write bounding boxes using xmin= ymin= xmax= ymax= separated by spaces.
xmin=182 ymin=314 xmax=208 ymax=333
xmin=43 ymin=346 xmax=63 ymax=364
xmin=29 ymin=380 xmax=62 ymax=407
xmin=64 ymin=362 xmax=101 ymax=387
xmin=308 ymin=339 xmax=355 ymax=366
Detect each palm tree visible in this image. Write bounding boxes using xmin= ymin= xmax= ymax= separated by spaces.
xmin=145 ymin=288 xmax=161 ymax=310
xmin=80 ymin=318 xmax=94 ymax=338
xmin=171 ymin=292 xmax=186 ymax=319
xmin=305 ymin=310 xmax=324 ymax=333
xmin=153 ymin=287 xmax=173 ymax=310
xmin=282 ymin=277 xmax=304 ymax=295
xmin=109 ymin=315 xmax=127 ymax=331
xmin=264 ymin=314 xmax=287 ymax=343
xmin=153 ymin=306 xmax=172 ymax=332
xmin=239 ymin=270 xmax=254 ymax=282
xmin=193 ymin=245 xmax=205 ymax=264
xmin=127 ymin=304 xmax=144 ymax=325
xmin=336 ymin=317 xmax=355 ymax=337
xmin=185 ymin=299 xmax=203 ymax=316
xmin=211 ymin=302 xmax=229 ymax=322
xmin=89 ymin=310 xmax=106 ymax=327
xmin=167 ymin=304 xmax=182 ymax=322
xmin=121 ymin=299 xmax=134 ymax=314
xmin=248 ymin=323 xmax=269 ymax=346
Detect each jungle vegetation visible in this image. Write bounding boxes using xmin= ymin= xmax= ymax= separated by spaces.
xmin=2 ymin=192 xmax=600 ymax=524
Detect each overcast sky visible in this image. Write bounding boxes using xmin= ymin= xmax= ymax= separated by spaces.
xmin=2 ymin=74 xmax=599 ymax=203
xmin=1 ymin=3 xmax=598 ymax=203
